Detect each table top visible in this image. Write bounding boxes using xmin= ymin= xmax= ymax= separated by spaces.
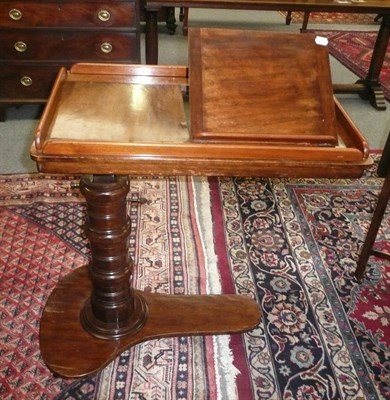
xmin=31 ymin=65 xmax=370 ymax=178
xmin=146 ymin=0 xmax=390 ymax=13
xmin=31 ymin=29 xmax=371 ymax=178
xmin=189 ymin=28 xmax=337 ymax=145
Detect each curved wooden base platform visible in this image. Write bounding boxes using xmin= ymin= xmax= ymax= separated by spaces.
xmin=40 ymin=265 xmax=261 ymax=378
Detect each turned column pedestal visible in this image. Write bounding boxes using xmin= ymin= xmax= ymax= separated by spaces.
xmin=79 ymin=175 xmax=148 ymax=340
xmin=39 ymin=174 xmax=261 ymax=378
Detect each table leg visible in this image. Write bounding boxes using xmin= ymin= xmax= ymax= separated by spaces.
xmin=355 ymin=167 xmax=390 ymax=281
xmin=357 ymin=14 xmax=389 ymax=110
xmin=334 ymin=15 xmax=389 ymax=110
xmin=182 ymin=7 xmax=189 ymax=36
xmin=378 ymin=129 xmax=390 ymax=177
xmin=39 ymin=174 xmax=261 ymax=378
xmin=166 ymin=6 xmax=177 ymax=34
xmin=0 ymin=106 xmax=6 ymax=122
xmin=146 ymin=9 xmax=159 ymax=64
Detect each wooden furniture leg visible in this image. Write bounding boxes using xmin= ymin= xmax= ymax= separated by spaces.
xmin=0 ymin=106 xmax=6 ymax=122
xmin=356 ymin=14 xmax=389 ymax=111
xmin=378 ymin=130 xmax=390 ymax=178
xmin=301 ymin=11 xmax=310 ymax=32
xmin=355 ymin=163 xmax=390 ymax=281
xmin=285 ymin=11 xmax=292 ymax=25
xmin=334 ymin=15 xmax=389 ymax=111
xmin=285 ymin=11 xmax=310 ymax=30
xmin=166 ymin=6 xmax=177 ymax=34
xmin=39 ymin=174 xmax=261 ymax=378
xmin=182 ymin=7 xmax=189 ymax=35
xmin=145 ymin=10 xmax=159 ymax=64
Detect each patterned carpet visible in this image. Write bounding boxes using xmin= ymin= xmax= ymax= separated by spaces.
xmin=279 ymin=11 xmax=379 ymax=25
xmin=309 ymin=30 xmax=390 ymax=102
xmin=0 ymin=161 xmax=389 ymax=399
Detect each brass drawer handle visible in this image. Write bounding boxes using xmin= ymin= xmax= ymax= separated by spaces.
xmin=9 ymin=8 xmax=22 ymax=20
xmin=100 ymin=42 xmax=112 ymax=53
xmin=14 ymin=41 xmax=27 ymax=52
xmin=20 ymin=76 xmax=32 ymax=86
xmin=97 ymin=9 xmax=111 ymax=22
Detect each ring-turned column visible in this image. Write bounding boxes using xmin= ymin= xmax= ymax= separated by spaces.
xmin=79 ymin=175 xmax=148 ymax=339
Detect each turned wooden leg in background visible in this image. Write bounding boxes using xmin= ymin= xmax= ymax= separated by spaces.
xmin=0 ymin=106 xmax=7 ymax=122
xmin=300 ymin=11 xmax=310 ymax=32
xmin=165 ymin=6 xmax=177 ymax=34
xmin=333 ymin=15 xmax=389 ymax=110
xmin=146 ymin=10 xmax=158 ymax=64
xmin=355 ymin=167 xmax=390 ymax=281
xmin=378 ymin=130 xmax=390 ymax=177
xmin=356 ymin=14 xmax=389 ymax=110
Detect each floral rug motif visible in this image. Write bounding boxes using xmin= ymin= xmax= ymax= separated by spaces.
xmin=309 ymin=30 xmax=390 ymax=101
xmin=0 ymin=161 xmax=389 ymax=399
xmin=209 ymin=157 xmax=389 ymax=399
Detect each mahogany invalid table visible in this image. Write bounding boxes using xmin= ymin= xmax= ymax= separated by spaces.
xmin=31 ymin=29 xmax=372 ymax=378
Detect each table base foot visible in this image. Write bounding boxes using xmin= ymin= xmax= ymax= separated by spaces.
xmin=356 ymin=79 xmax=387 ymax=111
xmin=333 ymin=80 xmax=387 ymax=111
xmin=40 ymin=265 xmax=261 ymax=378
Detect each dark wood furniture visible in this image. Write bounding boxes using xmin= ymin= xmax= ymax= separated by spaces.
xmin=145 ymin=0 xmax=390 ymax=111
xmin=180 ymin=9 xmax=310 ymax=35
xmin=139 ymin=1 xmax=177 ymax=33
xmin=378 ymin=129 xmax=390 ymax=178
xmin=0 ymin=0 xmax=140 ymax=122
xmin=287 ymin=10 xmax=385 ymax=32
xmin=179 ymin=6 xmax=189 ymax=34
xmin=31 ymin=29 xmax=373 ymax=378
xmin=355 ymin=130 xmax=390 ymax=281
xmin=285 ymin=10 xmax=310 ymax=31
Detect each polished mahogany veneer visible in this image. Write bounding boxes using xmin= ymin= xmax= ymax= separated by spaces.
xmin=189 ymin=29 xmax=338 ymax=145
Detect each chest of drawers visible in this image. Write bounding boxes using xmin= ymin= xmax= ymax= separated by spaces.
xmin=0 ymin=0 xmax=140 ymax=121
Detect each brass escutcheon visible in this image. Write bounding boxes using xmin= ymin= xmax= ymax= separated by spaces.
xmin=14 ymin=41 xmax=27 ymax=52
xmin=9 ymin=8 xmax=22 ymax=20
xmin=100 ymin=42 xmax=113 ymax=53
xmin=97 ymin=9 xmax=111 ymax=22
xmin=20 ymin=76 xmax=32 ymax=86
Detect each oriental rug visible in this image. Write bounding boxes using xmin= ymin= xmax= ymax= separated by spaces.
xmin=309 ymin=30 xmax=390 ymax=101
xmin=279 ymin=11 xmax=378 ymax=26
xmin=0 ymin=160 xmax=389 ymax=399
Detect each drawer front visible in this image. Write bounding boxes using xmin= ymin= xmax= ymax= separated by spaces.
xmin=0 ymin=2 xmax=136 ymax=28
xmin=0 ymin=65 xmax=60 ymax=100
xmin=60 ymin=3 xmax=136 ymax=27
xmin=0 ymin=32 xmax=66 ymax=60
xmin=0 ymin=32 xmax=140 ymax=62
xmin=0 ymin=3 xmax=62 ymax=27
xmin=63 ymin=32 xmax=139 ymax=61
